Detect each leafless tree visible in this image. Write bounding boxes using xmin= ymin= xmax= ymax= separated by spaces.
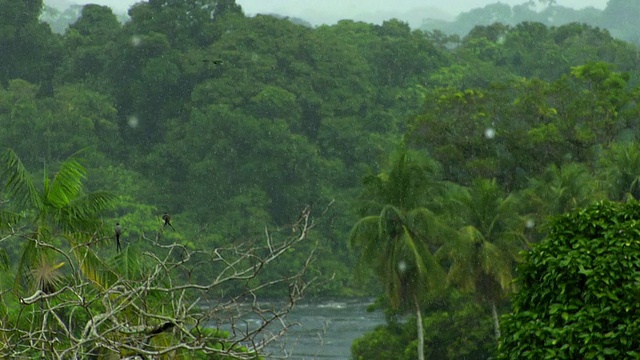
xmin=0 ymin=204 xmax=324 ymax=359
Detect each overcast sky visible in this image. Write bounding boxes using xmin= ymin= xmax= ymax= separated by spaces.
xmin=52 ymin=0 xmax=610 ymax=26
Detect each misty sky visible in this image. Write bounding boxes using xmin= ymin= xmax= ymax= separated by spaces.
xmin=56 ymin=0 xmax=610 ymax=26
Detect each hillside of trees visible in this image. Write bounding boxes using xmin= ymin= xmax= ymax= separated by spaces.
xmin=421 ymin=0 xmax=640 ymax=46
xmin=41 ymin=1 xmax=640 ymax=47
xmin=2 ymin=0 xmax=640 ymax=358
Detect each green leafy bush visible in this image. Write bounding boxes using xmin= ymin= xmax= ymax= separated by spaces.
xmin=498 ymin=201 xmax=640 ymax=359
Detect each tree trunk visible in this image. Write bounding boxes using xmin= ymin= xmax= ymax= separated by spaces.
xmin=414 ymin=294 xmax=425 ymax=360
xmin=491 ymin=300 xmax=501 ymax=340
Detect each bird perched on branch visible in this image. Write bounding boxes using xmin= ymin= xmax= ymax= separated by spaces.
xmin=115 ymin=222 xmax=122 ymax=252
xmin=162 ymin=213 xmax=175 ymax=231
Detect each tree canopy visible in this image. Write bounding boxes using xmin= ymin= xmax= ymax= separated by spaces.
xmin=2 ymin=0 xmax=640 ymax=357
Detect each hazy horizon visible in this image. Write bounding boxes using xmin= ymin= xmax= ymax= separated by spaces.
xmin=45 ymin=0 xmax=610 ymax=27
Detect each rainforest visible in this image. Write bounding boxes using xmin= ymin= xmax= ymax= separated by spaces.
xmin=1 ymin=0 xmax=640 ymax=358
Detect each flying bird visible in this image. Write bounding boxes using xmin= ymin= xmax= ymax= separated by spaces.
xmin=115 ymin=222 xmax=122 ymax=252
xmin=162 ymin=213 xmax=175 ymax=231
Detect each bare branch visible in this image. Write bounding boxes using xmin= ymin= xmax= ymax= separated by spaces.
xmin=0 ymin=204 xmax=330 ymax=359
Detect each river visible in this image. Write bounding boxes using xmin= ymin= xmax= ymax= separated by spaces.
xmin=227 ymin=299 xmax=386 ymax=359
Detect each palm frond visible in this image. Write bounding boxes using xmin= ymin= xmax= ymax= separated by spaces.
xmin=444 ymin=224 xmax=518 ymax=298
xmin=112 ymin=245 xmax=144 ymax=280
xmin=447 ymin=185 xmax=472 ymax=216
xmin=384 ymin=249 xmax=404 ymax=308
xmin=494 ymin=231 xmax=529 ymax=261
xmin=13 ymin=238 xmax=41 ymax=295
xmin=440 ymin=225 xmax=480 ymax=291
xmin=397 ymin=228 xmax=427 ymax=276
xmin=384 ymin=227 xmax=445 ymax=308
xmin=61 ymin=191 xmax=117 ymax=232
xmin=0 ymin=210 xmax=21 ymax=229
xmin=0 ymin=148 xmax=42 ymax=209
xmin=348 ymin=215 xmax=384 ymax=278
xmin=72 ymin=246 xmax=118 ymax=289
xmin=379 ymin=205 xmax=405 ymax=236
xmin=417 ymin=244 xmax=447 ymax=296
xmin=481 ymin=241 xmax=514 ymax=292
xmin=0 ymin=248 xmax=9 ymax=272
xmin=348 ymin=215 xmax=379 ymax=249
xmin=47 ymin=157 xmax=86 ymax=208
xmin=460 ymin=225 xmax=485 ymax=244
xmin=407 ymin=207 xmax=456 ymax=248
xmin=364 ymin=149 xmax=443 ymax=211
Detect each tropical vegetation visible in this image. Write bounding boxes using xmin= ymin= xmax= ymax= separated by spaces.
xmin=1 ymin=0 xmax=640 ymax=358
xmin=498 ymin=201 xmax=640 ymax=359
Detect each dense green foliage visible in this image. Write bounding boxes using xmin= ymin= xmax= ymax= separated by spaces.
xmin=2 ymin=0 xmax=640 ymax=358
xmin=0 ymin=150 xmax=270 ymax=358
xmin=352 ymin=292 xmax=496 ymax=360
xmin=498 ymin=201 xmax=640 ymax=359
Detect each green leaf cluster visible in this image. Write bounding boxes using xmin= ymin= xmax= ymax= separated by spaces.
xmin=498 ymin=201 xmax=640 ymax=359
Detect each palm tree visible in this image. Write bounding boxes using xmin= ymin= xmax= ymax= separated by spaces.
xmin=437 ymin=178 xmax=527 ymax=340
xmin=0 ymin=148 xmax=118 ymax=294
xmin=349 ymin=150 xmax=448 ymax=360
xmin=526 ymin=163 xmax=604 ymax=215
xmin=597 ymin=142 xmax=640 ymax=201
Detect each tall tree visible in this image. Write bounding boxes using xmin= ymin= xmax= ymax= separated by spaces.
xmin=58 ymin=4 xmax=121 ymax=88
xmin=437 ymin=178 xmax=528 ymax=340
xmin=0 ymin=0 xmax=61 ymax=92
xmin=597 ymin=142 xmax=640 ymax=201
xmin=524 ymin=163 xmax=603 ymax=220
xmin=349 ymin=150 xmax=447 ymax=360
xmin=127 ymin=0 xmax=241 ymax=49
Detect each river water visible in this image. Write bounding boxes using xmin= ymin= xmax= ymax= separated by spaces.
xmin=228 ymin=299 xmax=386 ymax=359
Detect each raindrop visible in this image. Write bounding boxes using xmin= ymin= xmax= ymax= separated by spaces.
xmin=127 ymin=115 xmax=139 ymax=128
xmin=484 ymin=128 xmax=495 ymax=139
xmin=130 ymin=35 xmax=142 ymax=47
xmin=398 ymin=261 xmax=407 ymax=273
xmin=526 ymin=219 xmax=535 ymax=229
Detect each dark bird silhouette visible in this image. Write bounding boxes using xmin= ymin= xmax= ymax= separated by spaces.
xmin=115 ymin=222 xmax=122 ymax=252
xmin=202 ymin=59 xmax=224 ymax=65
xmin=162 ymin=213 xmax=175 ymax=231
xmin=147 ymin=321 xmax=175 ymax=336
